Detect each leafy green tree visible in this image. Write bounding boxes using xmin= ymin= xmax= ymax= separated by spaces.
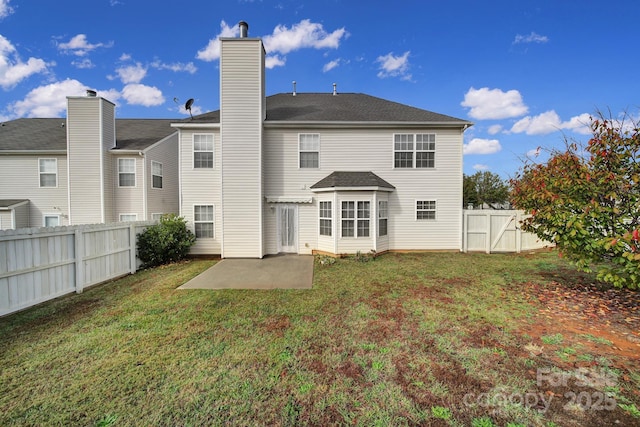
xmin=510 ymin=113 xmax=640 ymax=288
xmin=137 ymin=214 xmax=196 ymax=268
xmin=464 ymin=171 xmax=510 ymax=209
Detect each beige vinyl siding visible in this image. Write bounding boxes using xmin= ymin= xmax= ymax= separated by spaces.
xmin=179 ymin=128 xmax=222 ymax=255
xmin=0 ymin=155 xmax=69 ymax=228
xmin=67 ymin=97 xmax=114 ymax=225
xmin=145 ymin=133 xmax=179 ymax=219
xmin=113 ymin=154 xmax=144 ymax=221
xmin=263 ymin=126 xmax=464 ymax=253
xmin=219 ymin=38 xmax=265 ymax=258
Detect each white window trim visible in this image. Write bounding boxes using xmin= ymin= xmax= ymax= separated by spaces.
xmin=318 ymin=200 xmax=332 ymax=237
xmin=118 ymin=158 xmax=136 ymax=187
xmin=38 ymin=158 xmax=58 ymax=188
xmin=193 ymin=204 xmax=215 ymax=239
xmin=298 ymin=133 xmax=320 ymax=169
xmin=151 ymin=161 xmax=163 ymax=189
xmin=193 ymin=134 xmax=214 ymax=169
xmin=119 ymin=213 xmax=138 ymax=222
xmin=340 ymin=200 xmax=371 ymax=238
xmin=415 ymin=199 xmax=437 ymax=221
xmin=393 ymin=133 xmax=436 ymax=169
xmin=43 ymin=214 xmax=61 ymax=227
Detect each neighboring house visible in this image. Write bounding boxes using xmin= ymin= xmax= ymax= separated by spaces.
xmin=0 ymin=96 xmax=179 ymax=229
xmin=172 ymin=22 xmax=472 ymax=258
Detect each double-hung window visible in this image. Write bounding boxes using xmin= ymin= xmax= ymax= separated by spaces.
xmin=119 ymin=213 xmax=137 ymax=222
xmin=341 ymin=201 xmax=370 ymax=237
xmin=118 ymin=158 xmax=136 ymax=187
xmin=193 ymin=134 xmax=214 ymax=168
xmin=378 ymin=201 xmax=388 ymax=237
xmin=394 ymin=133 xmax=436 ymax=168
xmin=319 ymin=201 xmax=332 ymax=236
xmin=299 ymin=134 xmax=319 ymax=168
xmin=39 ymin=158 xmax=57 ymax=187
xmin=416 ymin=200 xmax=436 ymax=220
xmin=43 ymin=214 xmax=60 ymax=227
xmin=152 ymin=161 xmax=163 ymax=189
xmin=194 ymin=205 xmax=214 ymax=238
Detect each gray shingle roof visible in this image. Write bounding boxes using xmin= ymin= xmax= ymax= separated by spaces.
xmin=0 ymin=118 xmax=177 ymax=152
xmin=311 ymin=171 xmax=395 ymax=190
xmin=184 ymin=93 xmax=470 ymax=125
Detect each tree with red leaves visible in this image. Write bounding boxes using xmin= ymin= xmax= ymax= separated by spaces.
xmin=510 ymin=113 xmax=640 ymax=288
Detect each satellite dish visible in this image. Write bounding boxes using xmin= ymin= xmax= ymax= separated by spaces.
xmin=185 ymin=98 xmax=194 ymax=119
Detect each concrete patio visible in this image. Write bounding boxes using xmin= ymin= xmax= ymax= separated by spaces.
xmin=178 ymin=254 xmax=314 ymax=290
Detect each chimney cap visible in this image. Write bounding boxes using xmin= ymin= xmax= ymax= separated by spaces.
xmin=86 ymin=89 xmax=97 ymax=97
xmin=238 ymin=21 xmax=249 ymax=38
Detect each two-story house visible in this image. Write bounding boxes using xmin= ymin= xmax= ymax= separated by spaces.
xmin=0 ymin=95 xmax=179 ymax=229
xmin=172 ymin=21 xmax=472 ymax=258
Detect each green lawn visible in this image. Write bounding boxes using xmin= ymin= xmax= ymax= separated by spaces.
xmin=1 ymin=252 xmax=638 ymax=426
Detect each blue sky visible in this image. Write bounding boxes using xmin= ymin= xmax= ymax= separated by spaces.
xmin=1 ymin=0 xmax=638 ymax=178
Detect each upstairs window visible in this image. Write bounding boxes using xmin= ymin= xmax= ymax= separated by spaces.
xmin=152 ymin=161 xmax=163 ymax=189
xmin=394 ymin=133 xmax=436 ymax=168
xmin=39 ymin=158 xmax=57 ymax=187
xmin=416 ymin=200 xmax=436 ymax=220
xmin=193 ymin=134 xmax=214 ymax=168
xmin=299 ymin=134 xmax=319 ymax=168
xmin=118 ymin=158 xmax=136 ymax=187
xmin=319 ymin=201 xmax=332 ymax=236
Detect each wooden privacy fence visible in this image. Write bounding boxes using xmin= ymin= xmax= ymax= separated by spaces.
xmin=0 ymin=222 xmax=154 ymax=316
xmin=463 ymin=210 xmax=550 ymax=253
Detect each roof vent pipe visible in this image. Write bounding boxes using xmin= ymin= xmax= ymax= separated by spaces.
xmin=86 ymin=89 xmax=97 ymax=97
xmin=332 ymin=83 xmax=337 ymax=96
xmin=292 ymin=81 xmax=297 ymax=96
xmin=239 ymin=21 xmax=249 ymax=38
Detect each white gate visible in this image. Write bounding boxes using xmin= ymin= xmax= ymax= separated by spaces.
xmin=463 ymin=210 xmax=550 ymax=253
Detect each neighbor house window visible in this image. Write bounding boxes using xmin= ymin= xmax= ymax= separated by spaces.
xmin=43 ymin=214 xmax=60 ymax=227
xmin=152 ymin=161 xmax=163 ymax=189
xmin=119 ymin=214 xmax=137 ymax=222
xmin=394 ymin=133 xmax=436 ymax=168
xmin=151 ymin=213 xmax=164 ymax=221
xmin=194 ymin=205 xmax=214 ymax=238
xmin=341 ymin=201 xmax=370 ymax=237
xmin=319 ymin=201 xmax=332 ymax=236
xmin=416 ymin=200 xmax=436 ymax=220
xmin=39 ymin=158 xmax=57 ymax=187
xmin=299 ymin=134 xmax=319 ymax=168
xmin=193 ymin=134 xmax=214 ymax=168
xmin=118 ymin=158 xmax=136 ymax=187
xmin=378 ymin=201 xmax=388 ymax=237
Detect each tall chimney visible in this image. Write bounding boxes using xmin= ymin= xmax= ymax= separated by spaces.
xmin=239 ymin=21 xmax=249 ymax=38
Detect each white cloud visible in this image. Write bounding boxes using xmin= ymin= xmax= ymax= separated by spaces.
xmin=487 ymin=124 xmax=503 ymax=135
xmin=116 ymin=63 xmax=147 ymax=84
xmin=151 ymin=60 xmax=197 ymax=74
xmin=265 ymin=55 xmax=286 ymax=69
xmin=8 ymin=79 xmax=87 ymax=118
xmin=513 ymin=32 xmax=549 ymax=44
xmin=473 ymin=164 xmax=490 ymax=171
xmin=376 ymin=51 xmax=411 ymax=80
xmin=72 ymin=58 xmax=95 ymax=69
xmin=461 ymin=87 xmax=528 ymax=120
xmin=0 ymin=35 xmax=50 ymax=89
xmin=510 ymin=110 xmax=591 ymax=135
xmin=197 ymin=19 xmax=348 ymax=67
xmin=527 ymin=148 xmax=541 ymax=157
xmin=463 ymin=138 xmax=502 ymax=155
xmin=121 ymin=83 xmax=164 ymax=106
xmin=263 ymin=19 xmax=347 ymax=55
xmin=0 ymin=0 xmax=14 ymax=19
xmin=57 ymin=34 xmax=113 ymax=56
xmin=196 ymin=20 xmax=239 ymax=62
xmin=323 ymin=59 xmax=340 ymax=72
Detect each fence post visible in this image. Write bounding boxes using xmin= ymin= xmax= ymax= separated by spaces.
xmin=129 ymin=224 xmax=137 ymax=274
xmin=515 ymin=211 xmax=522 ymax=253
xmin=75 ymin=228 xmax=84 ymax=294
xmin=485 ymin=211 xmax=491 ymax=254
